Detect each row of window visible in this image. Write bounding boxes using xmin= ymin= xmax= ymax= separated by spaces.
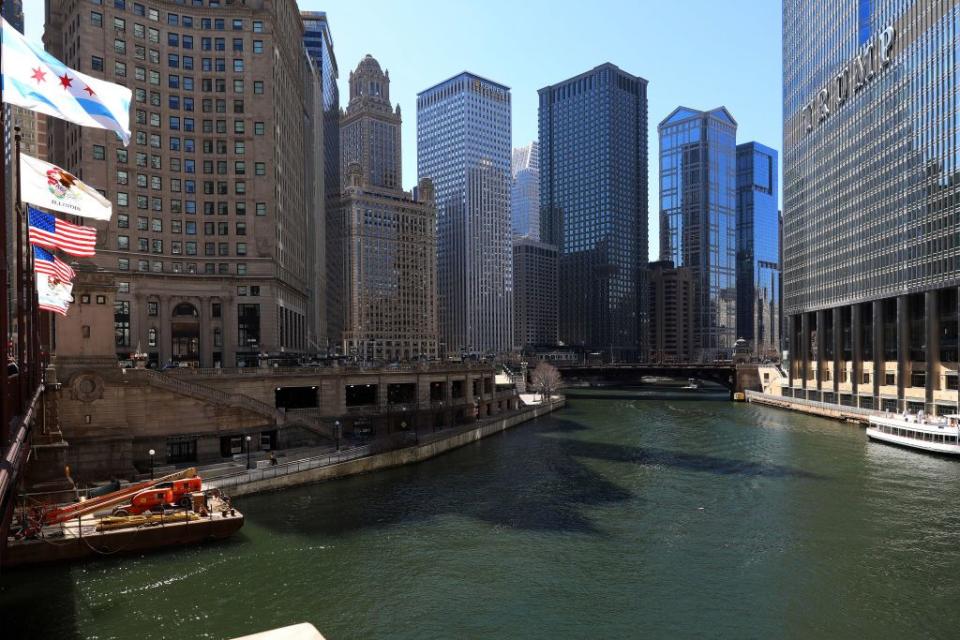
xmin=91 ymin=1 xmax=265 ymax=34
xmin=115 ymin=261 xmax=250 ymax=278
xmin=117 ymin=219 xmax=246 ymax=234
xmin=133 ymin=114 xmax=261 ymax=134
xmin=117 ymin=237 xmax=249 ymax=255
xmin=112 ymin=195 xmax=266 ymax=216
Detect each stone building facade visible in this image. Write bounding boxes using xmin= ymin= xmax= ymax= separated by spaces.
xmin=513 ymin=238 xmax=557 ymax=350
xmin=648 ymin=260 xmax=695 ymax=363
xmin=327 ymin=55 xmax=438 ymax=361
xmin=44 ymin=0 xmax=319 ymax=368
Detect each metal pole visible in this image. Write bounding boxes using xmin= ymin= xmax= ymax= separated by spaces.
xmin=0 ymin=9 xmax=10 ymax=440
xmin=14 ymin=129 xmax=24 ymax=411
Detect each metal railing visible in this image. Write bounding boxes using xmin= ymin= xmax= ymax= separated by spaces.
xmin=207 ymin=398 xmax=564 ymax=492
xmin=744 ymin=389 xmax=881 ymax=417
xmin=206 ymin=443 xmax=374 ymax=491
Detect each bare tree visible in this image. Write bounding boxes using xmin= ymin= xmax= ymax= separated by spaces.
xmin=531 ymin=361 xmax=562 ymax=403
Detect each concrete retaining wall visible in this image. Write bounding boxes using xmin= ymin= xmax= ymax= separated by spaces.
xmin=226 ymin=398 xmax=566 ymax=497
xmin=745 ymin=390 xmax=877 ymax=424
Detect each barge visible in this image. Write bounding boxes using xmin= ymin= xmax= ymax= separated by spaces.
xmin=3 ymin=468 xmax=243 ymax=568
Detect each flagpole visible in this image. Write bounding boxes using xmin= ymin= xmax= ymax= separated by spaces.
xmin=13 ymin=126 xmax=23 ymax=410
xmin=0 ymin=0 xmax=10 ymax=440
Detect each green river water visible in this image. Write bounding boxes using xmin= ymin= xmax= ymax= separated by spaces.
xmin=3 ymin=386 xmax=960 ymax=639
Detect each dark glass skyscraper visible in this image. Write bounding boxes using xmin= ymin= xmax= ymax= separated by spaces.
xmin=736 ymin=142 xmax=780 ymax=358
xmin=538 ymin=63 xmax=648 ymax=361
xmin=658 ymin=107 xmax=737 ymax=361
xmin=783 ymin=0 xmax=960 ymax=414
xmin=301 ymin=12 xmax=339 ymax=201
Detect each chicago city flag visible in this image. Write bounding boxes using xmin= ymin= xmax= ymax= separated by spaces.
xmin=20 ymin=153 xmax=112 ymax=221
xmin=28 ymin=207 xmax=97 ymax=258
xmin=0 ymin=17 xmax=132 ymax=145
xmin=36 ymin=273 xmax=73 ymax=317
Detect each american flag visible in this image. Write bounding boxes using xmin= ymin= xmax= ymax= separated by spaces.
xmin=28 ymin=207 xmax=96 ymax=257
xmin=33 ymin=246 xmax=75 ymax=283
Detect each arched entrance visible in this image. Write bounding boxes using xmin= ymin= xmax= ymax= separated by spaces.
xmin=171 ymin=302 xmax=200 ymax=366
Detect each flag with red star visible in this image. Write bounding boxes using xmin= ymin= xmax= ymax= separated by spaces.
xmin=1 ymin=17 xmax=131 ymax=145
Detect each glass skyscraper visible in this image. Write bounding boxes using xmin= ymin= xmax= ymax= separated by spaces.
xmin=301 ymin=12 xmax=339 ymax=200
xmin=783 ymin=0 xmax=960 ymax=414
xmin=736 ymin=142 xmax=780 ymax=358
xmin=658 ymin=107 xmax=737 ymax=361
xmin=417 ymin=73 xmax=513 ymax=355
xmin=539 ymin=63 xmax=648 ymax=361
xmin=511 ymin=141 xmax=540 ymax=239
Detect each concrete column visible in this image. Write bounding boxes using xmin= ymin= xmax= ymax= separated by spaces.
xmin=851 ymin=304 xmax=862 ymax=398
xmin=897 ymin=295 xmax=909 ymax=410
xmin=199 ymin=297 xmax=211 ymax=368
xmin=832 ymin=306 xmax=842 ymax=400
xmin=815 ymin=309 xmax=826 ymax=394
xmin=926 ymin=290 xmax=939 ymax=412
xmin=377 ymin=376 xmax=388 ymax=409
xmin=800 ymin=312 xmax=810 ymax=391
xmin=872 ymin=299 xmax=883 ymax=403
xmin=787 ymin=314 xmax=795 ymax=389
xmin=158 ymin=296 xmax=171 ymax=365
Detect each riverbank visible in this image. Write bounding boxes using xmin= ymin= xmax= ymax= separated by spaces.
xmin=209 ymin=397 xmax=566 ymax=497
xmin=744 ymin=389 xmax=875 ymax=424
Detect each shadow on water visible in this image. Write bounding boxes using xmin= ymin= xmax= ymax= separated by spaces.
xmin=0 ymin=563 xmax=81 ymax=639
xmin=245 ymin=410 xmax=820 ymax=541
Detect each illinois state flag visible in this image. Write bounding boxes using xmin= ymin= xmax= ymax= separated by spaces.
xmin=37 ymin=273 xmax=73 ymax=317
xmin=1 ymin=17 xmax=132 ymax=145
xmin=21 ymin=153 xmax=112 ymax=221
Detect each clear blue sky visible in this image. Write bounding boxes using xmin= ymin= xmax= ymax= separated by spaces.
xmin=26 ymin=1 xmax=783 ymax=261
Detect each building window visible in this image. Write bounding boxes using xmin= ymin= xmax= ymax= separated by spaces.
xmin=253 ymin=81 xmax=263 ymax=95
xmin=91 ymin=56 xmax=104 ymax=71
xmin=148 ymin=327 xmax=158 ymax=348
xmin=238 ymin=303 xmax=260 ymax=348
xmin=115 ymin=300 xmax=131 ymax=347
xmin=148 ymin=301 xmax=158 ymax=316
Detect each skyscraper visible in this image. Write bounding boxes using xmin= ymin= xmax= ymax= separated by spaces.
xmin=327 ymin=56 xmax=438 ymax=361
xmin=648 ymin=260 xmax=695 ymax=363
xmin=783 ymin=0 xmax=960 ymax=415
xmin=417 ymin=73 xmax=513 ymax=355
xmin=539 ymin=63 xmax=648 ymax=361
xmin=659 ymin=106 xmax=738 ymax=361
xmin=45 ymin=0 xmax=317 ymax=367
xmin=736 ymin=142 xmax=780 ymax=359
xmin=301 ymin=11 xmax=338 ymax=352
xmin=513 ymin=238 xmax=558 ymax=350
xmin=511 ymin=141 xmax=539 ymax=239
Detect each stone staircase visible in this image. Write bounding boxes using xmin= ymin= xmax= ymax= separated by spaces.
xmin=131 ymin=368 xmax=284 ymax=426
xmin=130 ymin=369 xmax=330 ymax=439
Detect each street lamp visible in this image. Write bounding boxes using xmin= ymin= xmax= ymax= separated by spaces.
xmin=245 ymin=435 xmax=253 ymax=469
xmin=148 ymin=448 xmax=155 ymax=480
xmin=334 ymin=420 xmax=341 ymax=451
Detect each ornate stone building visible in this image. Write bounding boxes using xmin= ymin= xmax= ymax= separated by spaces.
xmin=44 ymin=0 xmax=319 ymax=367
xmin=327 ymin=55 xmax=438 ymax=361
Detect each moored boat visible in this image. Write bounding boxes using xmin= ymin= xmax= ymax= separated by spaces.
xmin=866 ymin=412 xmax=960 ymax=455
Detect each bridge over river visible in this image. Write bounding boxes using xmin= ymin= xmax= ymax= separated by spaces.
xmin=555 ymin=362 xmax=762 ymax=398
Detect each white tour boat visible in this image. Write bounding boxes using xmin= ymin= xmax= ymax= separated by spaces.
xmin=866 ymin=412 xmax=960 ymax=455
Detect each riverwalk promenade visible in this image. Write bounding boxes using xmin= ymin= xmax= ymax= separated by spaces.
xmin=205 ymin=396 xmax=566 ymax=497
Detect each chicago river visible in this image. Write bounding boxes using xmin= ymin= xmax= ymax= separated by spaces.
xmin=3 ymin=387 xmax=960 ymax=639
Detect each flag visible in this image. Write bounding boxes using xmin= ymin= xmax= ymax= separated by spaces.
xmin=20 ymin=153 xmax=112 ymax=221
xmin=33 ymin=246 xmax=75 ymax=283
xmin=28 ymin=207 xmax=97 ymax=257
xmin=0 ymin=17 xmax=132 ymax=145
xmin=36 ymin=273 xmax=73 ymax=317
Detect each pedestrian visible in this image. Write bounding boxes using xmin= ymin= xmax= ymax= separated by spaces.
xmin=269 ymin=452 xmax=278 ymax=466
